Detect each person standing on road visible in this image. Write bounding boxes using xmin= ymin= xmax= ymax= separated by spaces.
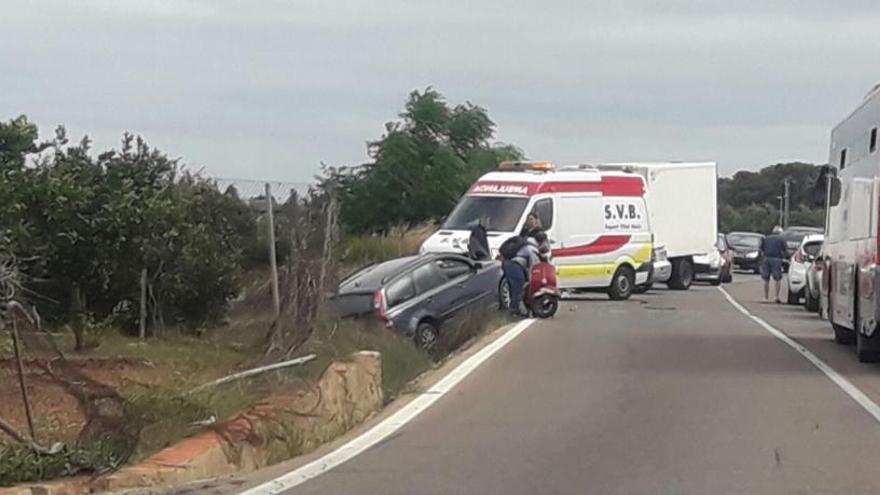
xmin=760 ymin=225 xmax=786 ymax=303
xmin=468 ymin=214 xmax=491 ymax=261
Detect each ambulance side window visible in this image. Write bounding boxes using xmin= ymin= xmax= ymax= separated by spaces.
xmin=531 ymin=198 xmax=554 ymax=230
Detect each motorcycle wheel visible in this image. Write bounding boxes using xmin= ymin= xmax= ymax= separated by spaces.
xmin=531 ymin=295 xmax=559 ymax=319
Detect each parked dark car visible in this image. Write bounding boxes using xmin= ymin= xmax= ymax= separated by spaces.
xmin=781 ymin=226 xmax=824 ymax=260
xmin=333 ymin=253 xmax=503 ymax=349
xmin=726 ymin=232 xmax=765 ymax=274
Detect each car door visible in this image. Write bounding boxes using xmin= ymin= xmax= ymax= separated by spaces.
xmin=434 ymin=256 xmax=495 ymax=313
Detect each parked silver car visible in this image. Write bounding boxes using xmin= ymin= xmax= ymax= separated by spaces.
xmin=804 ymin=243 xmax=826 ymax=313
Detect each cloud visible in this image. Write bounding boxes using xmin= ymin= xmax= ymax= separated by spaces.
xmin=1 ymin=0 xmax=878 ymax=181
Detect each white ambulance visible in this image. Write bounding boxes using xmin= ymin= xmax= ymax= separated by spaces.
xmin=420 ymin=161 xmax=653 ymax=300
xmin=824 ymin=84 xmax=880 ymax=362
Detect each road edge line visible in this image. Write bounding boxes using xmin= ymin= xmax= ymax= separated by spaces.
xmin=717 ymin=286 xmax=880 ymax=423
xmin=238 ymin=318 xmax=537 ymax=495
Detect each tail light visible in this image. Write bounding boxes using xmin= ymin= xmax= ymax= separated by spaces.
xmin=373 ymin=289 xmax=388 ymax=324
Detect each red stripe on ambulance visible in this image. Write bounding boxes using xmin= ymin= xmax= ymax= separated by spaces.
xmin=468 ymin=177 xmax=644 ymax=197
xmin=551 ymin=235 xmax=632 ymax=258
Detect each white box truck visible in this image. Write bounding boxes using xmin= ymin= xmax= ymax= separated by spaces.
xmin=592 ymin=162 xmax=718 ymax=290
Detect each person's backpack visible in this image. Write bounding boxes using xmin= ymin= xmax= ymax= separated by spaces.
xmin=499 ymin=235 xmax=526 ymax=260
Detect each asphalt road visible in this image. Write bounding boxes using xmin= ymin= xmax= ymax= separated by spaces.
xmin=224 ymin=274 xmax=880 ymax=495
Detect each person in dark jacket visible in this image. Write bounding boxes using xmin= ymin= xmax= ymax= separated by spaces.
xmin=760 ymin=225 xmax=787 ymax=303
xmin=468 ymin=214 xmax=491 ymax=260
xmin=502 ymin=237 xmax=540 ymax=316
xmin=520 ymin=212 xmax=543 ymax=239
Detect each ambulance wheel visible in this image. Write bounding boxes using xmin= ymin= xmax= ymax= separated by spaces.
xmin=608 ymin=266 xmax=635 ymax=301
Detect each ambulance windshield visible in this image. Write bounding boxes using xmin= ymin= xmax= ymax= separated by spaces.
xmin=442 ymin=195 xmax=529 ymax=232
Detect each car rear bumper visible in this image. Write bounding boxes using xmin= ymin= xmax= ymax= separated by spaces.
xmin=694 ymin=263 xmax=721 ymax=279
xmin=733 ymin=257 xmax=760 ymax=269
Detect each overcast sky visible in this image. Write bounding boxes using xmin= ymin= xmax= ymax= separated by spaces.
xmin=2 ymin=0 xmax=879 ymax=183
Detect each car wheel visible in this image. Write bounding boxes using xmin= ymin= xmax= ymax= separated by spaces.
xmin=667 ymin=258 xmax=693 ymax=290
xmin=786 ymin=288 xmax=800 ymax=305
xmin=608 ymin=265 xmax=635 ymax=300
xmin=499 ymin=279 xmax=512 ymax=311
xmin=415 ymin=321 xmax=439 ymax=350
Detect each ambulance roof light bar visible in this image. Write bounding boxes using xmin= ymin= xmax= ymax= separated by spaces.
xmin=497 ymin=160 xmax=557 ymax=172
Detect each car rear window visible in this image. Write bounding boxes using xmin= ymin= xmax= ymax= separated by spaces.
xmin=339 ymin=256 xmax=418 ymax=292
xmin=727 ymin=234 xmax=762 ymax=248
xmin=803 ymin=242 xmax=822 ymax=257
xmin=386 ymin=275 xmax=416 ymax=308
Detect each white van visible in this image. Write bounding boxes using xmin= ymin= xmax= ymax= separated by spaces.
xmin=420 ymin=161 xmax=653 ymax=300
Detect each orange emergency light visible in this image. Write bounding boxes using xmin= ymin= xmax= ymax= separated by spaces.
xmin=498 ymin=160 xmax=557 ymax=172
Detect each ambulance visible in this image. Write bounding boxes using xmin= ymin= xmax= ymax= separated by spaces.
xmin=420 ymin=161 xmax=653 ymax=300
xmin=824 ymin=84 xmax=880 ymax=362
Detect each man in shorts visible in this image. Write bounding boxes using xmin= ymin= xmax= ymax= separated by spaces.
xmin=760 ymin=225 xmax=786 ymax=303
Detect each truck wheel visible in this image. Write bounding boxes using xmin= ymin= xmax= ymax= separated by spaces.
xmin=667 ymin=258 xmax=693 ymax=290
xmin=856 ymin=331 xmax=880 ymax=362
xmin=855 ymin=289 xmax=880 ymax=362
xmin=804 ymin=289 xmax=819 ymax=312
xmin=833 ymin=323 xmax=855 ymax=344
xmin=607 ymin=266 xmax=635 ymax=300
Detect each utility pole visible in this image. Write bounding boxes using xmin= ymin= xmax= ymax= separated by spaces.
xmin=777 ymin=195 xmax=784 ymax=226
xmin=265 ymin=183 xmax=281 ymax=317
xmin=783 ymin=177 xmax=791 ymax=229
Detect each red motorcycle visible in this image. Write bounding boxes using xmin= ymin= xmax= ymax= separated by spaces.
xmin=524 ymin=261 xmax=560 ymax=318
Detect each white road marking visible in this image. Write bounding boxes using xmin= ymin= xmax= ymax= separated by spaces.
xmin=238 ymin=318 xmax=537 ymax=495
xmin=718 ymin=287 xmax=880 ymax=423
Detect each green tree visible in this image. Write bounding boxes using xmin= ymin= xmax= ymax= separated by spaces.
xmin=718 ymin=162 xmax=827 ymax=233
xmin=331 ymin=88 xmax=523 ymax=233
